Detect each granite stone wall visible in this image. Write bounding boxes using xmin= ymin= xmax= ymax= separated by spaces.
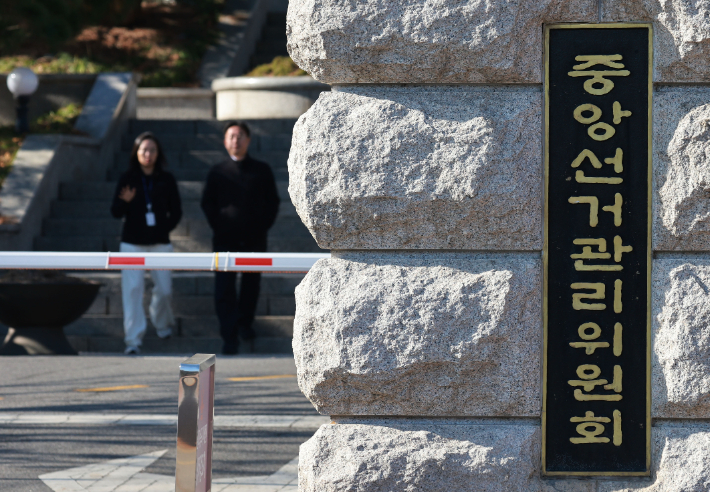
xmin=286 ymin=0 xmax=710 ymax=489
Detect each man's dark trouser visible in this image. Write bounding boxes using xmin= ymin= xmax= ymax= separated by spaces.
xmin=214 ymin=271 xmax=260 ymax=351
xmin=213 ymin=236 xmax=267 ymax=352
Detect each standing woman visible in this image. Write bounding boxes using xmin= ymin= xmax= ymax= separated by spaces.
xmin=111 ymin=132 xmax=182 ymax=355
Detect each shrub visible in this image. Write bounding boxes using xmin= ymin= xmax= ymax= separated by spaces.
xmin=247 ymin=56 xmax=307 ymax=77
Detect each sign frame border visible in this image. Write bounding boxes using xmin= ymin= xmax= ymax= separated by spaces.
xmin=541 ymin=22 xmax=653 ymax=478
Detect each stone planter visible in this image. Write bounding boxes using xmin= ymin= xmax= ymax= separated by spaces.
xmin=211 ymin=75 xmax=329 ymax=120
xmin=0 ymin=281 xmax=100 ymax=355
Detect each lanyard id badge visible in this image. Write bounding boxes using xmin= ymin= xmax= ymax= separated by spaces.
xmin=145 ymin=204 xmax=156 ymax=227
xmin=142 ymin=176 xmax=156 ymax=227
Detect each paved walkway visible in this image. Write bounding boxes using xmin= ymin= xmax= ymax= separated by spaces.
xmin=0 ymin=412 xmax=327 ymax=429
xmin=39 ymin=451 xmax=299 ymax=492
xmin=0 ymin=355 xmax=322 ymax=492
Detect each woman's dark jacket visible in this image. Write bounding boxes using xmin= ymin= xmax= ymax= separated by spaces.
xmin=200 ymin=155 xmax=280 ymax=251
xmin=110 ymin=168 xmax=182 ymax=245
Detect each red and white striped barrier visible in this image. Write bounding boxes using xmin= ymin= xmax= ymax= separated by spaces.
xmin=0 ymin=252 xmax=330 ymax=273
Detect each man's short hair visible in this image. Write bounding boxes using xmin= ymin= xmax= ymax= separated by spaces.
xmin=223 ymin=121 xmax=251 ymax=138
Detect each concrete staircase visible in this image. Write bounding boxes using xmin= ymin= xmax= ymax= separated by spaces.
xmin=248 ymin=13 xmax=289 ymax=71
xmin=35 ymin=119 xmax=322 ymax=354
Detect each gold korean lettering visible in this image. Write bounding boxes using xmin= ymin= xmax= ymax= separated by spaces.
xmin=614 ymin=322 xmax=623 ymax=356
xmin=588 ymin=122 xmax=616 ymax=141
xmin=573 ymin=104 xmax=602 ymax=124
xmin=570 ymin=281 xmax=623 ymax=312
xmin=613 ymin=236 xmax=633 ymax=262
xmin=571 ymin=149 xmax=623 ymax=185
xmin=569 ymin=322 xmax=609 ymax=354
xmin=572 ymin=238 xmax=619 ymax=271
xmin=568 ymin=195 xmax=623 ymax=227
xmin=571 ymin=283 xmax=605 ymax=310
xmin=604 ymin=365 xmax=623 ymax=393
xmin=573 ymin=102 xmax=630 ymax=141
xmin=568 ymin=196 xmax=598 ymax=226
xmin=571 ymin=236 xmax=632 ymax=271
xmin=568 ymin=364 xmax=623 ymax=401
xmin=612 ymin=101 xmax=632 ymax=124
xmin=570 ymin=411 xmax=611 ymax=444
xmin=568 ymin=55 xmax=630 ymax=95
xmin=613 ymin=410 xmax=622 ymax=446
xmin=573 ymin=104 xmax=616 ymax=141
xmin=606 ymin=148 xmax=623 ymax=173
xmin=602 ymin=193 xmax=623 ymax=226
xmin=569 ymin=322 xmax=623 ymax=356
xmin=614 ymin=279 xmax=623 ymax=313
xmin=570 ymin=410 xmax=622 ymax=446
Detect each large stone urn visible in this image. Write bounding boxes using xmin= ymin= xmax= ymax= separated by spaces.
xmin=211 ymin=75 xmax=328 ymax=120
xmin=0 ymin=274 xmax=100 ymax=355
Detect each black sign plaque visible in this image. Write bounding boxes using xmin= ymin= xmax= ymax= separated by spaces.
xmin=543 ymin=24 xmax=652 ymax=476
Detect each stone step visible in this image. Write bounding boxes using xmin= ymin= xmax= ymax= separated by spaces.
xmin=112 ymin=150 xmax=290 ymax=171
xmin=121 ymin=133 xmax=292 ymax=153
xmin=65 ymin=314 xmax=294 ymax=338
xmin=50 ymin=199 xmax=299 ymax=219
xmin=253 ymin=39 xmax=290 ymax=56
xmin=58 ymin=181 xmax=290 ymax=201
xmin=113 ymin=168 xmax=211 ymax=182
xmin=33 ymin=235 xmax=321 ymax=252
xmin=122 ymin=134 xmax=223 ymax=152
xmin=84 ymin=292 xmax=296 ymax=317
xmin=264 ymin=12 xmax=287 ymax=24
xmin=107 ymin=167 xmax=289 ymax=182
xmin=67 ymin=335 xmax=292 ymax=354
xmin=129 ymin=118 xmax=297 ymax=136
xmin=167 ymin=236 xmax=321 ymax=253
xmin=106 ymin=168 xmax=201 ymax=183
xmin=262 ymin=25 xmax=287 ymax=41
xmin=70 ymin=272 xmax=304 ymax=297
xmin=42 ymin=216 xmax=314 ymax=240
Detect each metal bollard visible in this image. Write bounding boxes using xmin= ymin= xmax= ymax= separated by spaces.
xmin=176 ymin=354 xmax=216 ymax=492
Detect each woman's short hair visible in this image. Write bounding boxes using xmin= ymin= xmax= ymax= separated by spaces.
xmin=129 ymin=132 xmax=168 ymax=172
xmin=223 ymin=121 xmax=251 ymax=138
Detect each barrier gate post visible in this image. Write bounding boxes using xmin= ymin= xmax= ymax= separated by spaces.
xmin=176 ymin=354 xmax=216 ymax=492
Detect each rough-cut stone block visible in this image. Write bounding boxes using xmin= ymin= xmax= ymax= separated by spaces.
xmin=300 ymin=420 xmax=710 ymax=491
xmin=298 ymin=419 xmax=594 ymax=492
xmin=293 ymin=253 xmax=541 ymax=417
xmin=603 ymin=1 xmax=710 ymax=82
xmin=653 ymin=259 xmax=710 ymax=419
xmin=599 ymin=424 xmax=710 ymax=491
xmin=288 ymin=87 xmax=542 ymax=250
xmin=654 ymin=87 xmax=710 ymax=250
xmin=287 ymin=0 xmax=596 ymax=84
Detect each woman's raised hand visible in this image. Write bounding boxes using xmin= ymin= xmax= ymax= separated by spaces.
xmin=119 ymin=186 xmax=136 ymax=203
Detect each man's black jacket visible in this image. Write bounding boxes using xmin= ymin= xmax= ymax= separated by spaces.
xmin=111 ymin=168 xmax=183 ymax=245
xmin=200 ymin=155 xmax=280 ymax=251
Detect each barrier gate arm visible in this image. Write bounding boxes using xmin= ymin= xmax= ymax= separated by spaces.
xmin=0 ymin=252 xmax=331 ymax=273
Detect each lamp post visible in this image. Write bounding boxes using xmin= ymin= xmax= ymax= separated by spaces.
xmin=6 ymin=67 xmax=39 ymax=134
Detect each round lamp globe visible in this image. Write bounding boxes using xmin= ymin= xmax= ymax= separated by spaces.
xmin=7 ymin=67 xmax=39 ymax=97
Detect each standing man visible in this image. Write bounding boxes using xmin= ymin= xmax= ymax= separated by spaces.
xmin=201 ymin=121 xmax=280 ymax=354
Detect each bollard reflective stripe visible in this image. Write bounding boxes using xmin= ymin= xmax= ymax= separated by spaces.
xmin=176 ymin=354 xmax=216 ymax=492
xmin=0 ymin=252 xmax=329 ymax=272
